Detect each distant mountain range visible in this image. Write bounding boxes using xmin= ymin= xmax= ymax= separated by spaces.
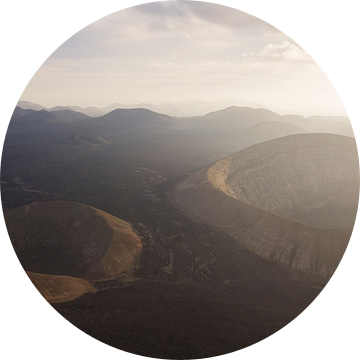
xmin=181 ymin=106 xmax=353 ymax=141
xmin=8 ymin=104 xmax=354 ymax=152
xmin=17 ymin=98 xmax=289 ymax=118
xmin=17 ymin=101 xmax=105 ymax=117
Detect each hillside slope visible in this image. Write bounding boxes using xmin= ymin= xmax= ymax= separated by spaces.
xmin=174 ymin=134 xmax=359 ymax=279
xmin=208 ymin=134 xmax=358 ymax=228
xmin=26 ymin=271 xmax=95 ymax=303
xmin=5 ymin=202 xmax=142 ymax=302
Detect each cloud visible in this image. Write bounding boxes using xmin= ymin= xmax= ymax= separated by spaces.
xmin=21 ymin=1 xmax=341 ymax=116
xmin=258 ymin=41 xmax=310 ymax=61
xmin=134 ymin=1 xmax=280 ymax=36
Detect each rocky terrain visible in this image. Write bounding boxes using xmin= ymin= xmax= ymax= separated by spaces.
xmin=3 ymin=105 xmax=358 ymax=358
xmin=5 ymin=201 xmax=142 ymax=302
xmin=174 ymin=133 xmax=359 ymax=279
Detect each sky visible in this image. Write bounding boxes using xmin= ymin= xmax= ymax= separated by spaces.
xmin=21 ymin=0 xmax=346 ymax=115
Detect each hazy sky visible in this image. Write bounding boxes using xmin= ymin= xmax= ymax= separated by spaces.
xmin=20 ymin=0 xmax=346 ymax=116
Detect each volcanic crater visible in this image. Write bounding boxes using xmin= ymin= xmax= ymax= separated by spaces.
xmin=5 ymin=201 xmax=142 ymax=302
xmin=174 ymin=133 xmax=359 ymax=279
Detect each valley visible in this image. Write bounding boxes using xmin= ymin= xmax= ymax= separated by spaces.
xmin=2 ymin=104 xmax=357 ymax=358
xmin=51 ymin=176 xmax=322 ymax=359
